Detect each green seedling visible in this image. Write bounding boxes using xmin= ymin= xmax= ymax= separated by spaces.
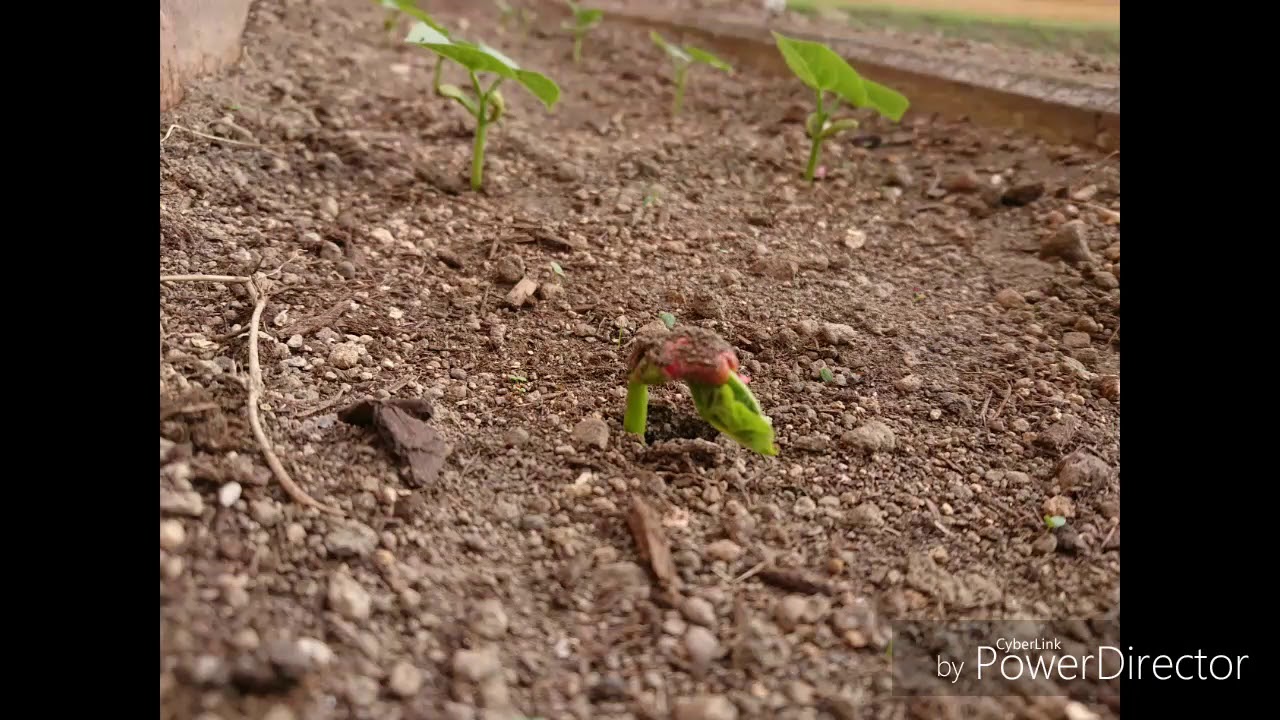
xmin=1044 ymin=515 xmax=1067 ymax=529
xmin=407 ymin=22 xmax=560 ymax=191
xmin=377 ymin=0 xmax=445 ymax=35
xmin=496 ymin=0 xmax=536 ymax=35
xmin=649 ymin=31 xmax=733 ymax=116
xmin=624 ymin=326 xmax=777 ymax=456
xmin=550 ymin=261 xmax=565 ymax=278
xmin=771 ymin=31 xmax=910 ymax=182
xmin=819 ymin=367 xmax=834 ymax=382
xmin=562 ymin=1 xmax=603 ymax=64
xmin=658 ymin=311 xmax=676 ymax=329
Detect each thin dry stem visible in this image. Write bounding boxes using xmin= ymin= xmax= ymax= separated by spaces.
xmin=160 ymin=124 xmax=280 ymax=155
xmin=160 ymin=273 xmax=343 ymax=515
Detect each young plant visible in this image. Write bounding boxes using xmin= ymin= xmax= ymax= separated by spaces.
xmin=376 ymin=0 xmax=444 ymax=36
xmin=406 ymin=22 xmax=560 ymax=191
xmin=771 ymin=31 xmax=910 ymax=183
xmin=562 ymin=2 xmax=603 ymax=64
xmin=649 ymin=31 xmax=734 ymax=116
xmin=496 ymin=0 xmax=536 ymax=35
xmin=624 ymin=326 xmax=777 ymax=456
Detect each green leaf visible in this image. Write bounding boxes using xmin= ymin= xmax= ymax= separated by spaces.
xmin=381 ymin=1 xmax=448 ymax=35
xmin=863 ymin=78 xmax=910 ymax=122
xmin=819 ymin=367 xmax=834 ymax=382
xmin=651 ymin=31 xmax=691 ymax=63
xmin=406 ymin=23 xmax=561 ymax=109
xmin=509 ymin=374 xmax=528 ymax=383
xmin=1045 ymin=515 xmax=1067 ymax=529
xmin=689 ymin=378 xmax=777 ymax=456
xmin=658 ymin=311 xmax=676 ymax=329
xmin=550 ymin=261 xmax=565 ymax=278
xmin=772 ymin=31 xmax=867 ymax=107
xmin=686 ymin=46 xmax=733 ymax=73
xmin=574 ymin=8 xmax=603 ymax=28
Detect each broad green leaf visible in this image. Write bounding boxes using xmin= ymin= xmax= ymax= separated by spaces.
xmin=651 ymin=31 xmax=691 ymax=63
xmin=819 ymin=367 xmax=834 ymax=382
xmin=686 ymin=46 xmax=733 ymax=73
xmin=689 ymin=379 xmax=777 ymax=456
xmin=406 ymin=22 xmax=561 ymax=108
xmin=772 ymin=31 xmax=866 ymax=107
xmin=863 ymin=78 xmax=910 ymax=121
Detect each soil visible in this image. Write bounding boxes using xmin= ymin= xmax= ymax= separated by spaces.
xmin=159 ymin=1 xmax=1121 ymax=719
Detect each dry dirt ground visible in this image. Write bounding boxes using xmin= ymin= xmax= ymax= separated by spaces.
xmin=159 ymin=1 xmax=1121 ymax=718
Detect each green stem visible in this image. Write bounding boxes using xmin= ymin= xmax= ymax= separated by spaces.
xmin=471 ymin=120 xmax=488 ymax=191
xmin=673 ymin=64 xmax=689 ymax=116
xmin=624 ymin=383 xmax=649 ymax=436
xmin=573 ymin=33 xmax=583 ymax=63
xmin=804 ymin=89 xmax=827 ymax=183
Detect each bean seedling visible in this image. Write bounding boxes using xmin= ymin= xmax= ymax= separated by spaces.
xmin=649 ymin=31 xmax=734 ymax=116
xmin=624 ymin=325 xmax=777 ymax=456
xmin=406 ymin=22 xmax=560 ymax=191
xmin=563 ymin=1 xmax=603 ymax=64
xmin=496 ymin=0 xmax=535 ymax=35
xmin=771 ymin=31 xmax=910 ymax=182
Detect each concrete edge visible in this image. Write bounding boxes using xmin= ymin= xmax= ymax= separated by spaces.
xmin=160 ymin=0 xmax=255 ymax=113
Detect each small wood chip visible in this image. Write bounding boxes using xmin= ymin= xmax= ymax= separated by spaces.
xmin=627 ymin=495 xmax=678 ymax=588
xmin=506 ymin=277 xmax=539 ymax=308
xmin=757 ymin=567 xmax=834 ymax=596
xmin=339 ymin=398 xmax=450 ymax=488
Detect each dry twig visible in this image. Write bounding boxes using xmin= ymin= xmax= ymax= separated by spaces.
xmin=159 ymin=272 xmax=343 ymax=515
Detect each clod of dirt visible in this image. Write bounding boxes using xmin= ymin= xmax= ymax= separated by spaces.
xmin=674 ymin=695 xmax=738 ymax=720
xmin=849 ymin=501 xmax=885 ymax=528
xmin=682 ymin=596 xmax=717 ymax=628
xmin=325 ymin=520 xmax=378 ymax=558
xmin=894 ymin=375 xmax=923 ymax=393
xmin=732 ymin=617 xmax=791 ymax=671
xmin=1063 ymin=332 xmax=1091 ymax=348
xmin=1040 ymin=220 xmax=1095 ymax=264
xmin=468 ymin=598 xmax=509 ymax=640
xmin=1097 ymin=375 xmax=1120 ymax=401
xmin=160 ymin=519 xmax=186 ymax=550
xmin=819 ymin=323 xmax=857 ymax=346
xmin=338 ymin=398 xmax=450 ymax=488
xmin=941 ymin=169 xmax=982 ymax=193
xmin=627 ymin=495 xmax=678 ymax=588
xmin=506 ymin=277 xmax=539 ymax=307
xmin=387 ymin=661 xmax=422 ymax=698
xmin=161 ymin=489 xmax=205 ymax=517
xmin=327 ymin=570 xmax=371 ymax=621
xmin=1001 ymin=181 xmax=1046 ymax=206
xmin=705 ymin=539 xmax=743 ymax=563
xmin=843 ymin=228 xmax=868 ymax=250
xmin=1035 ymin=417 xmax=1078 ymax=453
xmin=329 ymin=342 xmax=361 ymax=370
xmin=840 ymin=421 xmax=897 ymax=454
xmin=885 ymin=164 xmax=913 ymax=188
xmin=1055 ymin=450 xmax=1114 ymax=491
xmin=995 ymin=288 xmax=1026 ymax=308
xmin=571 ymin=417 xmax=610 ymax=450
xmin=1043 ymin=495 xmax=1076 ymax=518
xmin=1033 ymin=532 xmax=1058 ymax=555
xmin=749 ymin=255 xmax=798 ymax=280
xmin=494 ymin=255 xmax=525 ymax=284
xmin=758 ymin=567 xmax=834 ymax=596
xmin=452 ymin=646 xmax=502 ymax=682
xmin=685 ymin=625 xmax=722 ymax=669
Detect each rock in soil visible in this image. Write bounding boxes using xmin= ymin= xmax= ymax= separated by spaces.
xmin=840 ymin=421 xmax=897 ymax=454
xmin=674 ymin=694 xmax=739 ymax=720
xmin=571 ymin=417 xmax=610 ymax=450
xmin=1040 ymin=220 xmax=1095 ymax=263
xmin=327 ymin=571 xmax=371 ymax=621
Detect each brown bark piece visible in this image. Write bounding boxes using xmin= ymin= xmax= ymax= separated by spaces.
xmin=627 ymin=495 xmax=678 ymax=588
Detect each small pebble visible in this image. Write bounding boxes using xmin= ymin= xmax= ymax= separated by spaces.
xmin=685 ymin=626 xmax=721 ymax=666
xmin=674 ymin=695 xmax=738 ymax=720
xmin=218 ymin=482 xmax=242 ymax=508
xmin=682 ymin=596 xmax=717 ymax=627
xmin=160 ymin=520 xmax=186 ymax=550
xmin=387 ymin=661 xmax=423 ymax=698
xmin=327 ymin=571 xmax=371 ymax=621
xmin=705 ymin=539 xmax=743 ymax=563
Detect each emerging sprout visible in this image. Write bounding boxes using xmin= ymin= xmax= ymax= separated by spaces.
xmin=772 ymin=31 xmax=909 ymax=183
xmin=376 ymin=0 xmax=445 ymax=35
xmin=624 ymin=326 xmax=777 ymax=456
xmin=406 ymin=22 xmax=560 ymax=191
xmin=496 ymin=0 xmax=536 ymax=35
xmin=650 ymin=31 xmax=734 ymax=116
xmin=563 ymin=1 xmax=603 ymax=64
xmin=1045 ymin=515 xmax=1067 ymax=529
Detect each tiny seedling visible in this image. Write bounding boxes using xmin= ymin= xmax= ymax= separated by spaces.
xmin=624 ymin=326 xmax=777 ymax=456
xmin=550 ymin=261 xmax=565 ymax=278
xmin=377 ymin=0 xmax=443 ymax=35
xmin=562 ymin=2 xmax=603 ymax=64
xmin=406 ymin=22 xmax=560 ymax=191
xmin=649 ymin=31 xmax=734 ymax=116
xmin=771 ymin=31 xmax=910 ymax=182
xmin=658 ymin=311 xmax=676 ymax=329
xmin=496 ymin=0 xmax=536 ymax=35
xmin=1044 ymin=515 xmax=1067 ymax=529
xmin=819 ymin=367 xmax=834 ymax=382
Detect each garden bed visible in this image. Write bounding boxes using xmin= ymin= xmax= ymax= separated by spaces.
xmin=159 ymin=1 xmax=1121 ymax=718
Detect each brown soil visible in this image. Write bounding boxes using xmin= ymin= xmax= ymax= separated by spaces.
xmin=159 ymin=1 xmax=1121 ymax=719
